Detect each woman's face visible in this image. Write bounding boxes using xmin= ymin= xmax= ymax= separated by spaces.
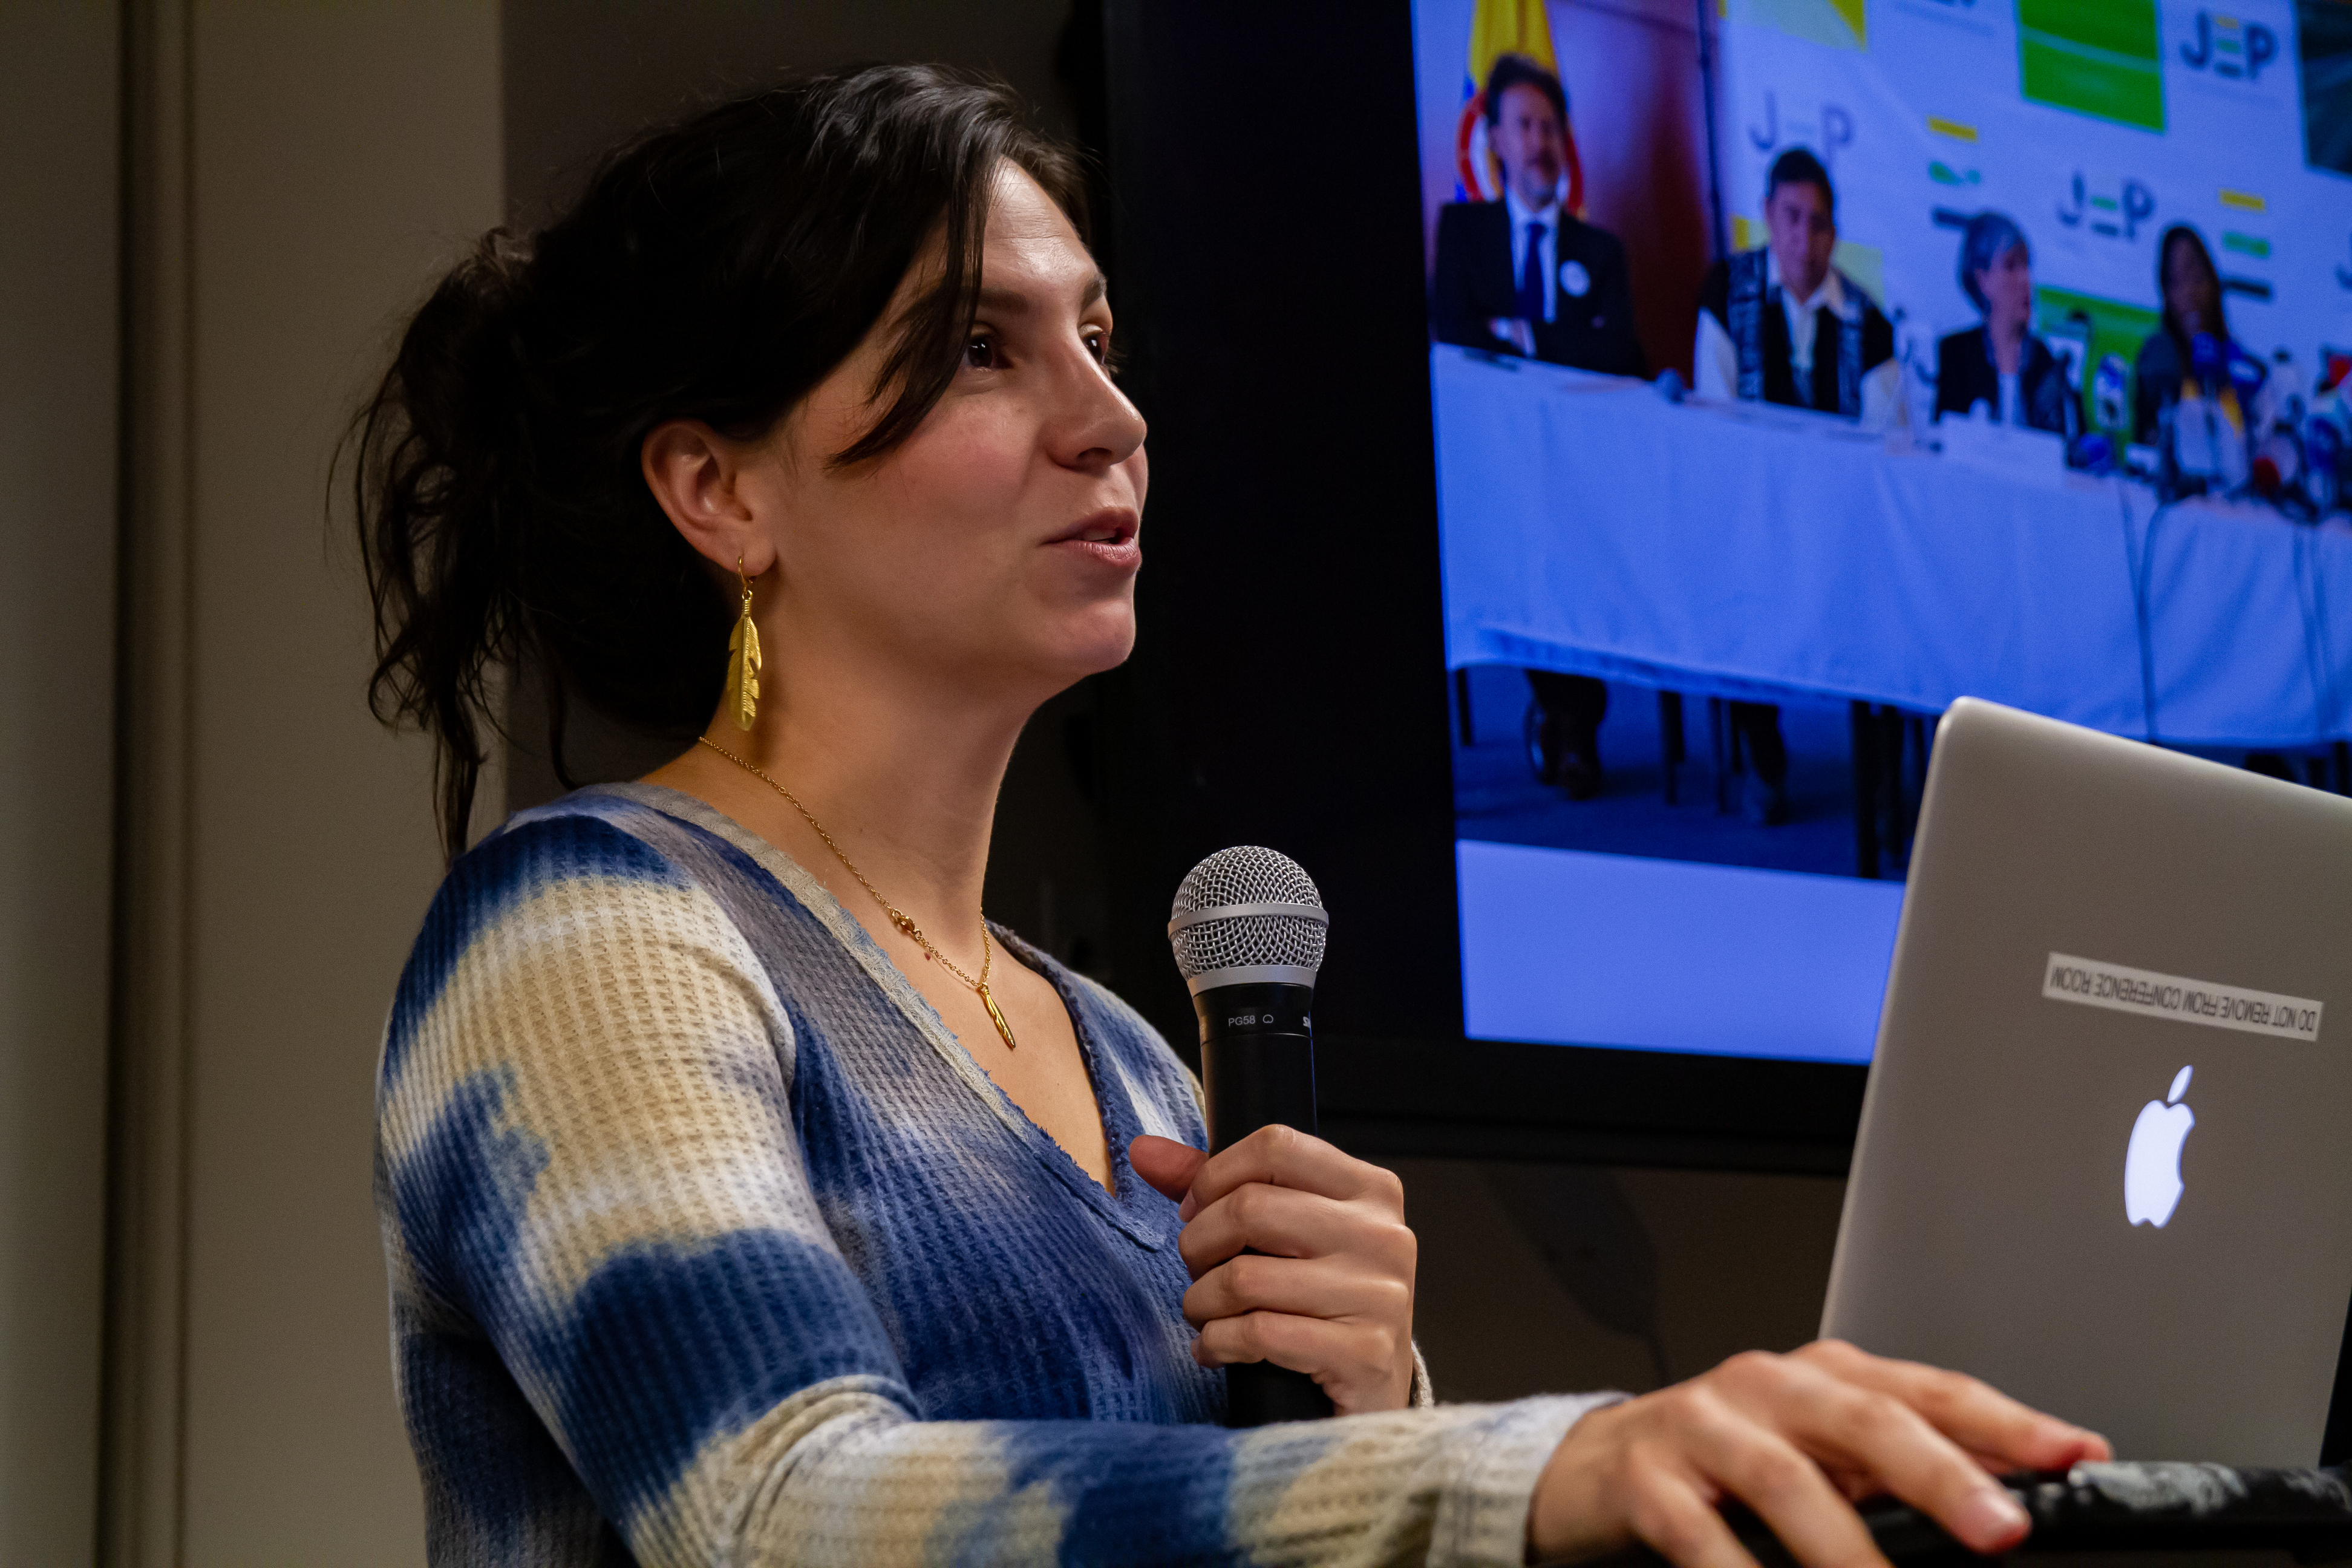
xmin=1974 ymin=241 xmax=2033 ymax=330
xmin=754 ymin=162 xmax=1148 ymax=704
xmin=2163 ymin=237 xmax=2220 ymax=335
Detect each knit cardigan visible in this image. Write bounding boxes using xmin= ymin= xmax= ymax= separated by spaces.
xmin=376 ymin=783 xmax=1609 ymax=1564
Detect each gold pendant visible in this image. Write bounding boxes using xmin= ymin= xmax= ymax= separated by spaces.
xmin=727 ymin=614 xmax=762 ymax=731
xmin=976 ymin=983 xmax=1018 ymax=1051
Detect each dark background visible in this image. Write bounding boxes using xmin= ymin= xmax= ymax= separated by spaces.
xmin=1091 ymin=0 xmax=1864 ymax=1166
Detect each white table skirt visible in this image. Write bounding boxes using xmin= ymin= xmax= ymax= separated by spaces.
xmin=1433 ymin=346 xmax=2352 ymax=748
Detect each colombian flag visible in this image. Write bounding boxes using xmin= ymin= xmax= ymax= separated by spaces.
xmin=1455 ymin=0 xmax=1583 ymax=214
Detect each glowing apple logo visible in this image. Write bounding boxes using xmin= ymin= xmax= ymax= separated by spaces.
xmin=2123 ymin=1065 xmax=2196 ymax=1228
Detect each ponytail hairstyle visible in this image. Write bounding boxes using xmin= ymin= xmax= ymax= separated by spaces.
xmin=351 ymin=65 xmax=1088 ymax=859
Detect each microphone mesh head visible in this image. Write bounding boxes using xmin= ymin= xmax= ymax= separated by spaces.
xmin=1169 ymin=846 xmax=1327 ymax=980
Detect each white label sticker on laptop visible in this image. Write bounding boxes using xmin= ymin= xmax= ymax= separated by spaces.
xmin=2043 ymin=953 xmax=2323 ymax=1042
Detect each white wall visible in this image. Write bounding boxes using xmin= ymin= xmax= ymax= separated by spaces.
xmin=0 ymin=5 xmax=122 ymax=1561
xmin=110 ymin=4 xmax=503 ymax=1561
xmin=186 ymin=9 xmax=500 ymax=1557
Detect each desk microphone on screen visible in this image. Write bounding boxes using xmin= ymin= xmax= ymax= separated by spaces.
xmin=1168 ymin=846 xmax=1337 ymax=1426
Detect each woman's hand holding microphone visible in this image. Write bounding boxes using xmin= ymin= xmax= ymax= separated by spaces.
xmin=1131 ymin=1126 xmax=1418 ymax=1416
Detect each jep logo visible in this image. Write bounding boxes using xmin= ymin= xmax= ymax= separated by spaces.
xmin=2180 ymin=11 xmax=2280 ymax=82
xmin=2058 ymin=172 xmax=2157 ymax=242
xmin=1748 ymin=91 xmax=1855 ymax=172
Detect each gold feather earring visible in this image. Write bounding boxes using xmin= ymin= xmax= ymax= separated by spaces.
xmin=727 ymin=556 xmax=762 ymax=730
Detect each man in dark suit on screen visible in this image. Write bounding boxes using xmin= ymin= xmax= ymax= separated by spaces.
xmin=1431 ymin=53 xmax=1645 ymax=800
xmin=1432 ymin=54 xmax=1645 ymax=378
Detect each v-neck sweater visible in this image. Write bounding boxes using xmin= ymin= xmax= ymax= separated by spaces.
xmin=375 ymin=784 xmax=1609 ymax=1564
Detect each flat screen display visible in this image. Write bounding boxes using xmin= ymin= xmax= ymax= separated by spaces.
xmin=1411 ymin=0 xmax=2352 ymax=1063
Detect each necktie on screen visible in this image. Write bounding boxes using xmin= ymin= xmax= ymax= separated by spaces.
xmin=1518 ymin=221 xmax=1547 ymax=323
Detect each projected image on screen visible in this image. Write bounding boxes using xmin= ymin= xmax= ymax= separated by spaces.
xmin=1410 ymin=0 xmax=2352 ymax=1064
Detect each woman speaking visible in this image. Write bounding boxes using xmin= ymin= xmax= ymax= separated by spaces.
xmin=1934 ymin=211 xmax=2076 ymax=436
xmin=2133 ymin=224 xmax=2245 ymax=445
xmin=359 ymin=67 xmax=2104 ymax=1564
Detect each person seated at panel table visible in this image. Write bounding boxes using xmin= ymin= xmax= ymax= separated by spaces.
xmin=1430 ymin=53 xmax=1646 ymax=379
xmin=1689 ymin=147 xmax=1900 ymax=824
xmin=1694 ymin=147 xmax=1901 ymax=428
xmin=1431 ymin=53 xmax=1645 ymax=799
xmin=1935 ymin=211 xmax=2079 ymax=437
xmin=2132 ymin=224 xmax=2243 ymax=446
xmin=2131 ymin=223 xmax=2297 ymax=780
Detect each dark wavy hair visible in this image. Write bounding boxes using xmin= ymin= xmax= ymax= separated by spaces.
xmin=2155 ymin=223 xmax=2227 ymax=354
xmin=1483 ymin=53 xmax=1566 ymax=127
xmin=1765 ymin=146 xmax=1834 ymax=213
xmin=350 ymin=65 xmax=1086 ymax=858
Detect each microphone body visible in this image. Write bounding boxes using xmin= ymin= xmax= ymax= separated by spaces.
xmin=1195 ymin=982 xmax=1318 ymax=1151
xmin=1169 ymin=849 xmax=1338 ymax=1426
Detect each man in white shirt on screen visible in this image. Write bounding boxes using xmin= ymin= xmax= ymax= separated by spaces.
xmin=1694 ymin=147 xmax=1901 ymax=431
xmin=1688 ymin=147 xmax=1903 ymax=826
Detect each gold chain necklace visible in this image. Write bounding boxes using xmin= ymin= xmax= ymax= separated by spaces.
xmin=697 ymin=736 xmax=1018 ymax=1051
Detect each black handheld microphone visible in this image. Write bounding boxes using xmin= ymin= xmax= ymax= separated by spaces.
xmin=1168 ymin=846 xmax=1336 ymax=1426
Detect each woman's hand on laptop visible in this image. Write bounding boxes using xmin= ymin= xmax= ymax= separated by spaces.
xmin=1526 ymin=1338 xmax=2109 ymax=1568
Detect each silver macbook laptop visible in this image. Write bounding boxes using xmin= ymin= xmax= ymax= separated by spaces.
xmin=1821 ymin=697 xmax=2352 ymax=1465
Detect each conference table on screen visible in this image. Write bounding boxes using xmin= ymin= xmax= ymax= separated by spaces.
xmin=1432 ymin=345 xmax=2352 ymax=749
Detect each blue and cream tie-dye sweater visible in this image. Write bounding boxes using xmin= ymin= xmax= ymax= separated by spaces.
xmin=376 ymin=783 xmax=1610 ymax=1564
